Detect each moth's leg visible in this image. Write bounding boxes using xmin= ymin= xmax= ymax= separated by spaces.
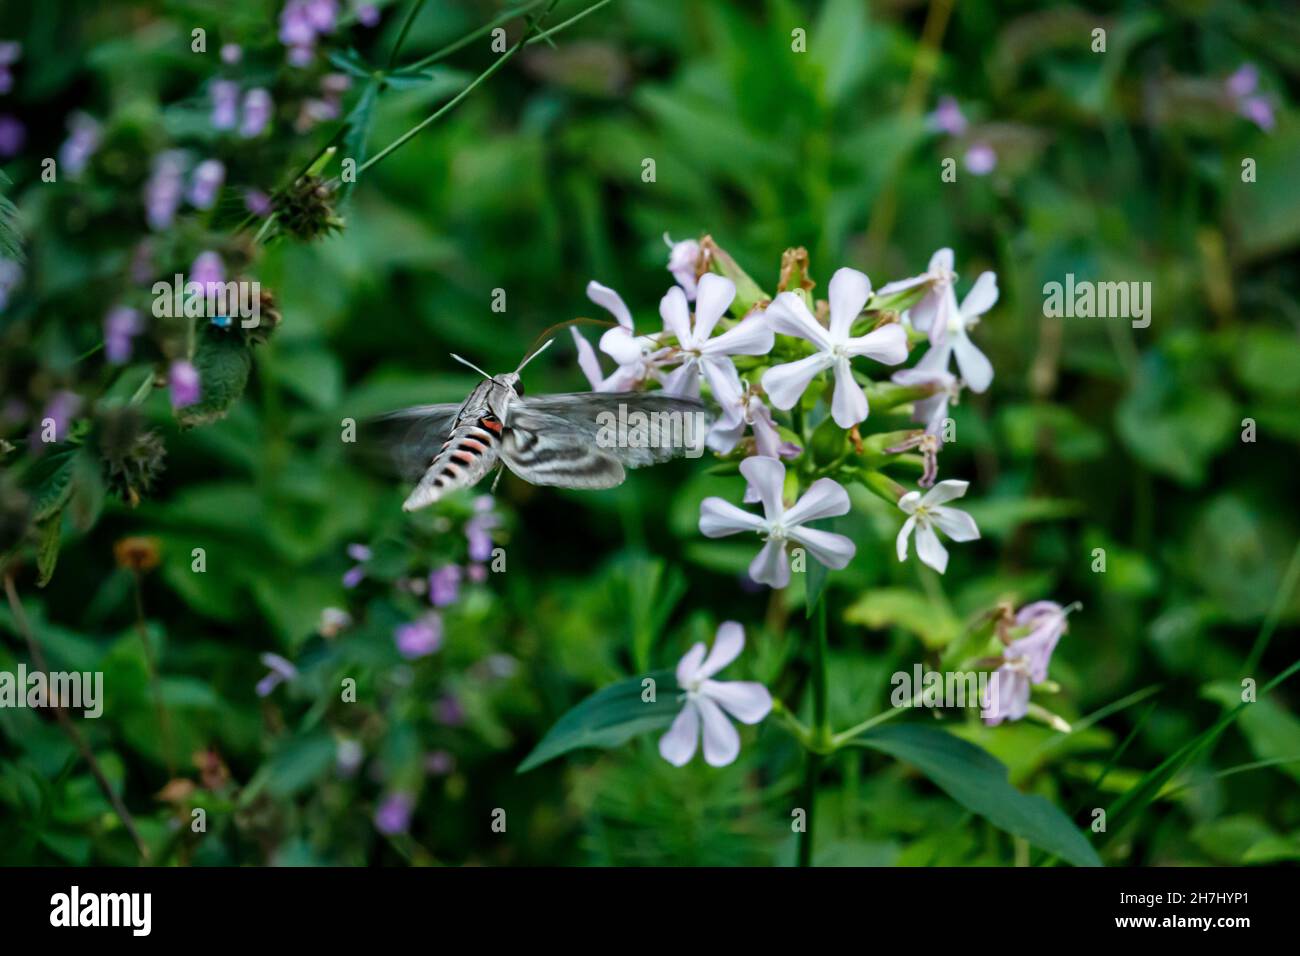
xmin=490 ymin=464 xmax=505 ymax=494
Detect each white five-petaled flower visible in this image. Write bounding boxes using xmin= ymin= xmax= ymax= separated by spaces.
xmin=915 ymin=270 xmax=997 ymax=393
xmin=876 ymin=247 xmax=957 ymax=348
xmin=982 ymin=601 xmax=1071 ymax=725
xmin=659 ymin=621 xmax=773 ymax=767
xmin=571 ymin=280 xmax=671 ymax=392
xmin=700 ymin=456 xmax=856 ymax=588
xmin=665 ymin=233 xmax=702 ymax=300
xmin=761 ymin=267 xmax=909 ymax=428
xmin=660 ymin=273 xmax=774 ymax=409
xmin=895 ymin=479 xmax=980 ymax=574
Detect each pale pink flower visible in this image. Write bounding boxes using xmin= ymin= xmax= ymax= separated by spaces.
xmin=660 ymin=274 xmax=773 ymax=409
xmin=915 ymin=271 xmax=998 ymax=393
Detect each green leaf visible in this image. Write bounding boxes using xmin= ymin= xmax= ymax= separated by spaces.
xmin=1203 ymin=682 xmax=1300 ymax=784
xmin=26 ymin=449 xmax=79 ymax=521
xmin=518 ymin=670 xmax=681 ymax=773
xmin=264 ymin=731 xmax=337 ymax=798
xmin=338 ymin=77 xmax=381 ymax=202
xmin=35 ymin=513 xmax=62 ymax=587
xmin=844 ymin=588 xmax=962 ymax=648
xmin=851 ymin=724 xmax=1102 ymax=867
xmin=176 ymin=330 xmax=253 ymax=428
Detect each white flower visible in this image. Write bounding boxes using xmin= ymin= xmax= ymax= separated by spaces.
xmin=658 ymin=621 xmax=773 ymax=767
xmin=890 ymin=366 xmax=961 ymax=437
xmin=876 ymin=247 xmax=957 ymax=347
xmin=916 ymin=271 xmax=997 ymax=393
xmin=895 ymin=479 xmax=980 ymax=574
xmin=571 ymin=281 xmax=672 ymax=391
xmin=699 ymin=456 xmax=856 ymax=588
xmin=665 ymin=233 xmax=701 ymax=299
xmin=660 ymin=273 xmax=774 ymax=409
xmin=760 ymin=267 xmax=909 ymax=428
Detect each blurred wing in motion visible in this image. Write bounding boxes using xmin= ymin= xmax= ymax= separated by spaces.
xmin=508 ymin=392 xmax=711 ymax=469
xmin=360 ymin=404 xmax=461 ymax=482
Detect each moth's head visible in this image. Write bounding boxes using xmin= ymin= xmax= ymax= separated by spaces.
xmin=492 ymin=372 xmax=524 ymax=397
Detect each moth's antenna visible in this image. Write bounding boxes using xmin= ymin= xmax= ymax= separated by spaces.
xmin=523 ymin=317 xmax=617 ymax=359
xmin=515 ymin=337 xmax=555 ymax=374
xmin=450 ymin=353 xmax=492 ymax=380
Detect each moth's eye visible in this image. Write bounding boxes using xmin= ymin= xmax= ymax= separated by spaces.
xmin=514 ymin=381 xmax=525 ymax=397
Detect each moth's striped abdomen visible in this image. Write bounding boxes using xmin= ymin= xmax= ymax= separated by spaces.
xmin=402 ymin=415 xmax=503 ymax=511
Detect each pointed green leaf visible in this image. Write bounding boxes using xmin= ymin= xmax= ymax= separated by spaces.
xmin=518 ymin=670 xmax=681 ymax=773
xmin=851 ymin=724 xmax=1102 ymax=867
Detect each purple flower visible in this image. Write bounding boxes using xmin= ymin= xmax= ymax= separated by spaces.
xmin=220 ymin=43 xmax=242 ymax=64
xmin=0 ymin=258 xmax=20 ymax=312
xmin=104 ymin=306 xmax=142 ymax=364
xmin=343 ymin=542 xmax=370 ymax=588
xmin=428 ymin=565 xmax=462 ymax=607
xmin=435 ymin=693 xmax=465 ymax=726
xmin=928 ymin=95 xmax=968 ymax=136
xmin=304 ymin=0 xmax=339 ymax=33
xmin=144 ymin=152 xmax=185 ymax=231
xmin=256 ymin=652 xmax=298 ymax=697
xmin=245 ymin=189 xmax=272 ymax=217
xmin=1225 ymin=64 xmax=1258 ymax=99
xmin=0 ymin=41 xmax=20 ymax=95
xmin=465 ymin=496 xmax=500 ymax=562
xmin=279 ymin=1 xmax=317 ymax=46
xmin=395 ymin=616 xmax=443 ymax=659
xmin=34 ymin=391 xmax=81 ymax=445
xmin=58 ymin=113 xmax=101 ymax=177
xmin=374 ymin=792 xmax=414 ymax=835
xmin=189 ymin=251 xmax=225 ymax=302
xmin=169 ymin=360 xmax=201 ymax=409
xmin=425 ymin=750 xmax=454 ymax=775
xmin=240 ymin=88 xmax=273 ymax=138
xmin=1239 ymin=97 xmax=1275 ymax=132
xmin=0 ymin=115 xmax=25 ymax=157
xmin=187 ymin=159 xmax=225 ymax=210
xmin=466 ymin=563 xmax=487 ymax=584
xmin=963 ymin=143 xmax=996 ymax=175
xmin=664 ymin=234 xmax=701 ymax=299
xmin=211 ymin=80 xmax=239 ymax=130
xmin=358 ymin=5 xmax=380 ymax=27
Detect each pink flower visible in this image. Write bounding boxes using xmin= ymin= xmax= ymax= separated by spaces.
xmin=964 ymin=143 xmax=996 ymax=175
xmin=256 ymin=652 xmax=298 ymax=697
xmin=761 ymin=267 xmax=908 ymax=428
xmin=572 ymin=281 xmax=672 ymax=392
xmin=699 ymin=456 xmax=855 ymax=588
xmin=915 ymin=270 xmax=998 ymax=393
xmin=104 ymin=307 xmax=142 ymax=365
xmin=876 ymin=248 xmax=958 ymax=347
xmin=374 ymin=792 xmax=414 ymax=835
xmin=928 ymin=95 xmax=968 ymax=136
xmin=658 ymin=622 xmax=772 ymax=767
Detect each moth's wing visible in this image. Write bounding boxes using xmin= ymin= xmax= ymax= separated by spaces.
xmin=358 ymin=404 xmax=462 ymax=482
xmin=510 ymin=392 xmax=711 ymax=468
xmin=498 ymin=408 xmax=626 ymax=490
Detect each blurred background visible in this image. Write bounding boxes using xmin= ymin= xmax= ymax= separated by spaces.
xmin=0 ymin=0 xmax=1297 ymax=865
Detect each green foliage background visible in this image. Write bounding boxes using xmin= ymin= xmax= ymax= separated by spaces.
xmin=0 ymin=0 xmax=1298 ymax=866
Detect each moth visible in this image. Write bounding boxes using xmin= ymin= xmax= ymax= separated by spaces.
xmin=373 ymin=340 xmax=711 ymax=511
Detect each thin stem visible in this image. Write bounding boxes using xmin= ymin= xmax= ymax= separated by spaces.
xmin=133 ymin=572 xmax=176 ymax=776
xmin=831 ymin=686 xmax=925 ymax=747
xmin=524 ymin=0 xmax=612 ymax=45
xmin=407 ymin=0 xmax=549 ymax=69
xmin=388 ymin=0 xmax=431 ymax=69
xmin=1244 ymin=537 xmax=1300 ymax=676
xmin=798 ymin=595 xmax=830 ymax=867
xmin=358 ymin=0 xmax=560 ymax=176
xmin=4 ymin=572 xmax=149 ymax=861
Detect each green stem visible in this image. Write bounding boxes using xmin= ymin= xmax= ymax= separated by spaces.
xmin=406 ymin=0 xmax=549 ymax=69
xmin=830 ymin=687 xmax=925 ymax=748
xmin=523 ymin=0 xmax=612 ymax=45
xmin=387 ymin=0 xmax=431 ymax=69
xmin=358 ymin=0 xmax=559 ymax=176
xmin=798 ymin=594 xmax=830 ymax=867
